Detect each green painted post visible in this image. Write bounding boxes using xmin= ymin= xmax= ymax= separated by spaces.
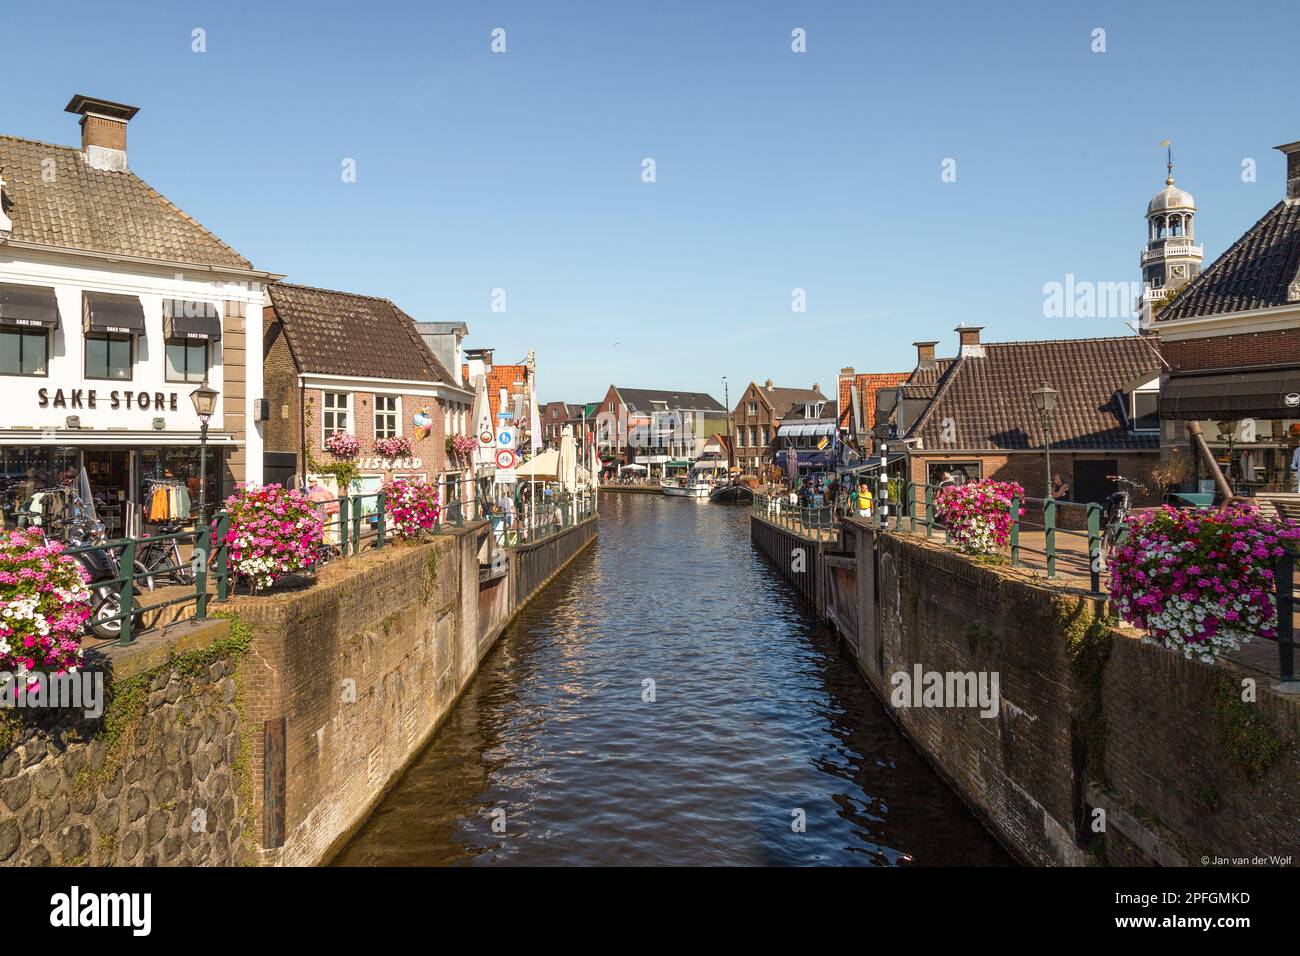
xmin=352 ymin=495 xmax=362 ymax=553
xmin=215 ymin=511 xmax=229 ymax=602
xmin=925 ymin=484 xmax=934 ymax=539
xmin=456 ymin=497 xmax=465 ymax=528
xmin=1045 ymin=498 xmax=1057 ymax=578
xmin=195 ymin=523 xmax=210 ymax=620
xmin=1087 ymin=503 xmax=1101 ymax=593
xmin=908 ymin=481 xmax=916 ymax=532
xmin=118 ymin=539 xmax=136 ymax=647
xmin=1010 ymin=495 xmax=1021 ymax=566
xmin=339 ymin=496 xmax=350 ymax=557
xmin=376 ymin=491 xmax=386 ymax=549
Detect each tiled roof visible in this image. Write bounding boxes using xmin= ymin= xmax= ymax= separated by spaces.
xmin=900 ymin=358 xmax=957 ymax=400
xmin=0 ymin=134 xmax=254 ymax=271
xmin=615 ymin=387 xmax=725 ymax=412
xmin=485 ymin=364 xmax=529 ymax=422
xmin=1159 ymin=201 xmax=1300 ymax=320
xmin=910 ymin=336 xmax=1162 ymax=451
xmin=747 ymin=384 xmax=827 ymax=415
xmin=837 ymin=372 xmax=910 ymax=431
xmin=267 ymin=283 xmax=458 ymax=385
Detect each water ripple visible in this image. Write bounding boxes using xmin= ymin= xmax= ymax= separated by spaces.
xmin=334 ymin=494 xmax=1011 ymax=867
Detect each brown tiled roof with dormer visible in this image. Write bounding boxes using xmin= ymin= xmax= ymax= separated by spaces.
xmin=908 ymin=336 xmax=1162 ymax=451
xmin=267 ymin=283 xmax=458 ymax=385
xmin=0 ymin=134 xmax=255 ymax=272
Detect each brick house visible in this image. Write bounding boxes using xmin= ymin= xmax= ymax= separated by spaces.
xmin=541 ymin=401 xmax=580 ymax=448
xmin=460 ymin=348 xmax=536 ymax=444
xmin=594 ymin=385 xmax=727 ymax=475
xmin=1152 ymin=139 xmax=1300 ymax=494
xmin=263 ymin=283 xmax=476 ymax=507
xmin=836 ymin=367 xmax=910 ymax=456
xmin=896 ymin=327 xmax=1163 ymax=506
xmin=732 ymin=380 xmax=828 ymax=472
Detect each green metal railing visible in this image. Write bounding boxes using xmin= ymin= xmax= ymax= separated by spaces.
xmin=753 ymin=480 xmax=1111 ymax=594
xmin=751 ymin=492 xmax=840 ymax=540
xmin=61 ymin=482 xmax=600 ymax=647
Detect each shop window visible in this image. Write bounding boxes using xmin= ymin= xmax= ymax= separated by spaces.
xmin=375 ymin=395 xmax=399 ymax=439
xmin=322 ymin=391 xmax=350 ymax=436
xmin=165 ymin=339 xmax=208 ymax=383
xmin=85 ymin=332 xmax=133 ymax=381
xmin=0 ymin=328 xmax=48 ymax=377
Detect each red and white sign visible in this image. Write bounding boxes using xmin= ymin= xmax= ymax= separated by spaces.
xmin=495 ymin=449 xmax=516 ymax=469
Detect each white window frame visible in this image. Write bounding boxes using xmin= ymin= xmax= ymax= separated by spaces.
xmin=1130 ymin=382 xmax=1160 ymax=433
xmin=374 ymin=394 xmax=401 ymax=440
xmin=322 ymin=391 xmax=352 ymax=438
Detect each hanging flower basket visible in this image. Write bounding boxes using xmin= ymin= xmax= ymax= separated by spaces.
xmin=447 ymin=434 xmax=477 ymax=460
xmin=374 ymin=435 xmax=414 ymax=460
xmin=933 ymin=479 xmax=1025 ymax=555
xmin=1108 ymin=504 xmax=1300 ymax=663
xmin=0 ymin=530 xmax=92 ymax=685
xmin=385 ymin=477 xmax=442 ymax=540
xmin=324 ymin=432 xmax=361 ymax=459
xmin=218 ymin=484 xmax=324 ymax=591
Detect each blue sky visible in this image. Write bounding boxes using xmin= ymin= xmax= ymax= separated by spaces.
xmin=5 ymin=0 xmax=1297 ymax=404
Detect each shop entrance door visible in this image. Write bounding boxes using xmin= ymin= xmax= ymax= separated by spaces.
xmin=82 ymin=449 xmax=132 ymax=536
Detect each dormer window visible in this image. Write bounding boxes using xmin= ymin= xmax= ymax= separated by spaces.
xmin=1129 ymin=378 xmax=1160 ymax=432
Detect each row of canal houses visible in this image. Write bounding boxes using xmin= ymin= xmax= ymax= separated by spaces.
xmin=0 ymin=93 xmax=532 ymax=535
xmin=760 ymin=139 xmax=1300 ymax=509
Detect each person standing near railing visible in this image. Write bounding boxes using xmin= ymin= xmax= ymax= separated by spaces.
xmin=856 ymin=479 xmax=874 ymax=519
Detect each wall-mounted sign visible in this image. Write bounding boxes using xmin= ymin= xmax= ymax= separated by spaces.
xmin=358 ymin=456 xmax=423 ymax=470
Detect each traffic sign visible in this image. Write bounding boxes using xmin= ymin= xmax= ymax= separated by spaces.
xmin=496 ymin=449 xmax=516 ymax=469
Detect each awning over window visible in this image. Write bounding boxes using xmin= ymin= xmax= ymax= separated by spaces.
xmin=778 ymin=421 xmax=835 ymax=438
xmin=83 ymin=292 xmax=145 ymax=335
xmin=0 ymin=284 xmax=60 ymax=329
xmin=1160 ymin=367 xmax=1300 ymax=420
xmin=163 ymin=299 xmax=222 ymax=340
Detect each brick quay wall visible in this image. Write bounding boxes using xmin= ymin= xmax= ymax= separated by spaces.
xmin=751 ymin=513 xmax=1300 ymax=866
xmin=1 ymin=516 xmax=598 ymax=867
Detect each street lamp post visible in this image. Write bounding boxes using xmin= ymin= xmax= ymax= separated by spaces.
xmin=190 ymin=379 xmax=219 ymax=525
xmin=1030 ymin=383 xmax=1058 ymax=500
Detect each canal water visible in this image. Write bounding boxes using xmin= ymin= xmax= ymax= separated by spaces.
xmin=334 ymin=492 xmax=1011 ymax=866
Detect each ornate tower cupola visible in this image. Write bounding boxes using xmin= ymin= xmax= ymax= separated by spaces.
xmin=1142 ymin=143 xmax=1203 ymax=299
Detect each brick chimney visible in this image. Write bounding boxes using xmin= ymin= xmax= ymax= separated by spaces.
xmin=1277 ymin=140 xmax=1300 ymax=202
xmin=65 ymin=94 xmax=139 ymax=172
xmin=955 ymin=324 xmax=984 ymax=356
xmin=913 ymin=340 xmax=938 ymax=368
xmin=764 ymin=378 xmax=773 ymax=389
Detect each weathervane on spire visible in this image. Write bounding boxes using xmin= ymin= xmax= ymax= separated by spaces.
xmin=1161 ymin=139 xmax=1174 ymax=185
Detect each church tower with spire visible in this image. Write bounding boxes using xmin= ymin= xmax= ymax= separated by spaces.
xmin=1141 ymin=144 xmax=1203 ymax=301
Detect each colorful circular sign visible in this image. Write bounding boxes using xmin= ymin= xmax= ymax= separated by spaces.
xmin=498 ymin=429 xmax=515 ymax=447
xmin=495 ymin=449 xmax=516 ymax=469
xmin=479 ymin=428 xmax=494 ymax=445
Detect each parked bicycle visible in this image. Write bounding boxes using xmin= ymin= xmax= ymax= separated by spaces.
xmin=1098 ymin=475 xmax=1144 ymax=569
xmin=135 ymin=520 xmax=196 ymax=587
xmin=65 ymin=513 xmax=151 ymax=640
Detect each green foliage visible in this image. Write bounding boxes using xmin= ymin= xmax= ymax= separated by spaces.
xmin=1057 ymin=597 xmax=1115 ymax=786
xmin=1211 ymin=676 xmax=1287 ymax=781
